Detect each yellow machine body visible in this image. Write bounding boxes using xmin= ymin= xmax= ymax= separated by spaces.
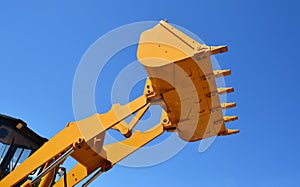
xmin=0 ymin=20 xmax=238 ymax=187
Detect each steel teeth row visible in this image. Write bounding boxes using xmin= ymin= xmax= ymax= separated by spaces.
xmin=211 ymin=46 xmax=238 ymax=135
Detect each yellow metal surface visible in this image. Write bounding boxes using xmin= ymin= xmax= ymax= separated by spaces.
xmin=112 ymin=103 xmax=151 ymax=137
xmin=38 ymin=161 xmax=56 ymax=187
xmin=104 ymin=118 xmax=165 ymax=165
xmin=20 ymin=180 xmax=33 ymax=187
xmin=53 ymin=163 xmax=88 ymax=187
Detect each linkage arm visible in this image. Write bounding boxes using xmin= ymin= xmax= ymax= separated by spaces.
xmin=54 ymin=110 xmax=168 ymax=187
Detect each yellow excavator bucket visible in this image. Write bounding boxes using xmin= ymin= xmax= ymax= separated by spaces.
xmin=137 ymin=20 xmax=238 ymax=142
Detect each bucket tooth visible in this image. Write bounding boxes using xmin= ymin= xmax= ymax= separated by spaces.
xmin=227 ymin=129 xmax=240 ymax=134
xmin=217 ymin=87 xmax=234 ymax=95
xmin=214 ymin=69 xmax=231 ymax=78
xmin=221 ymin=102 xmax=236 ymax=109
xmin=224 ymin=116 xmax=238 ymax=122
xmin=219 ymin=129 xmax=240 ymax=136
xmin=210 ymin=45 xmax=228 ymax=55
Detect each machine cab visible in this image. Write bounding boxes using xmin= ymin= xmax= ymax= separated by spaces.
xmin=0 ymin=114 xmax=47 ymax=180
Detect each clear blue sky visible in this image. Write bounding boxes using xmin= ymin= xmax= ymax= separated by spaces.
xmin=1 ymin=1 xmax=300 ymax=187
